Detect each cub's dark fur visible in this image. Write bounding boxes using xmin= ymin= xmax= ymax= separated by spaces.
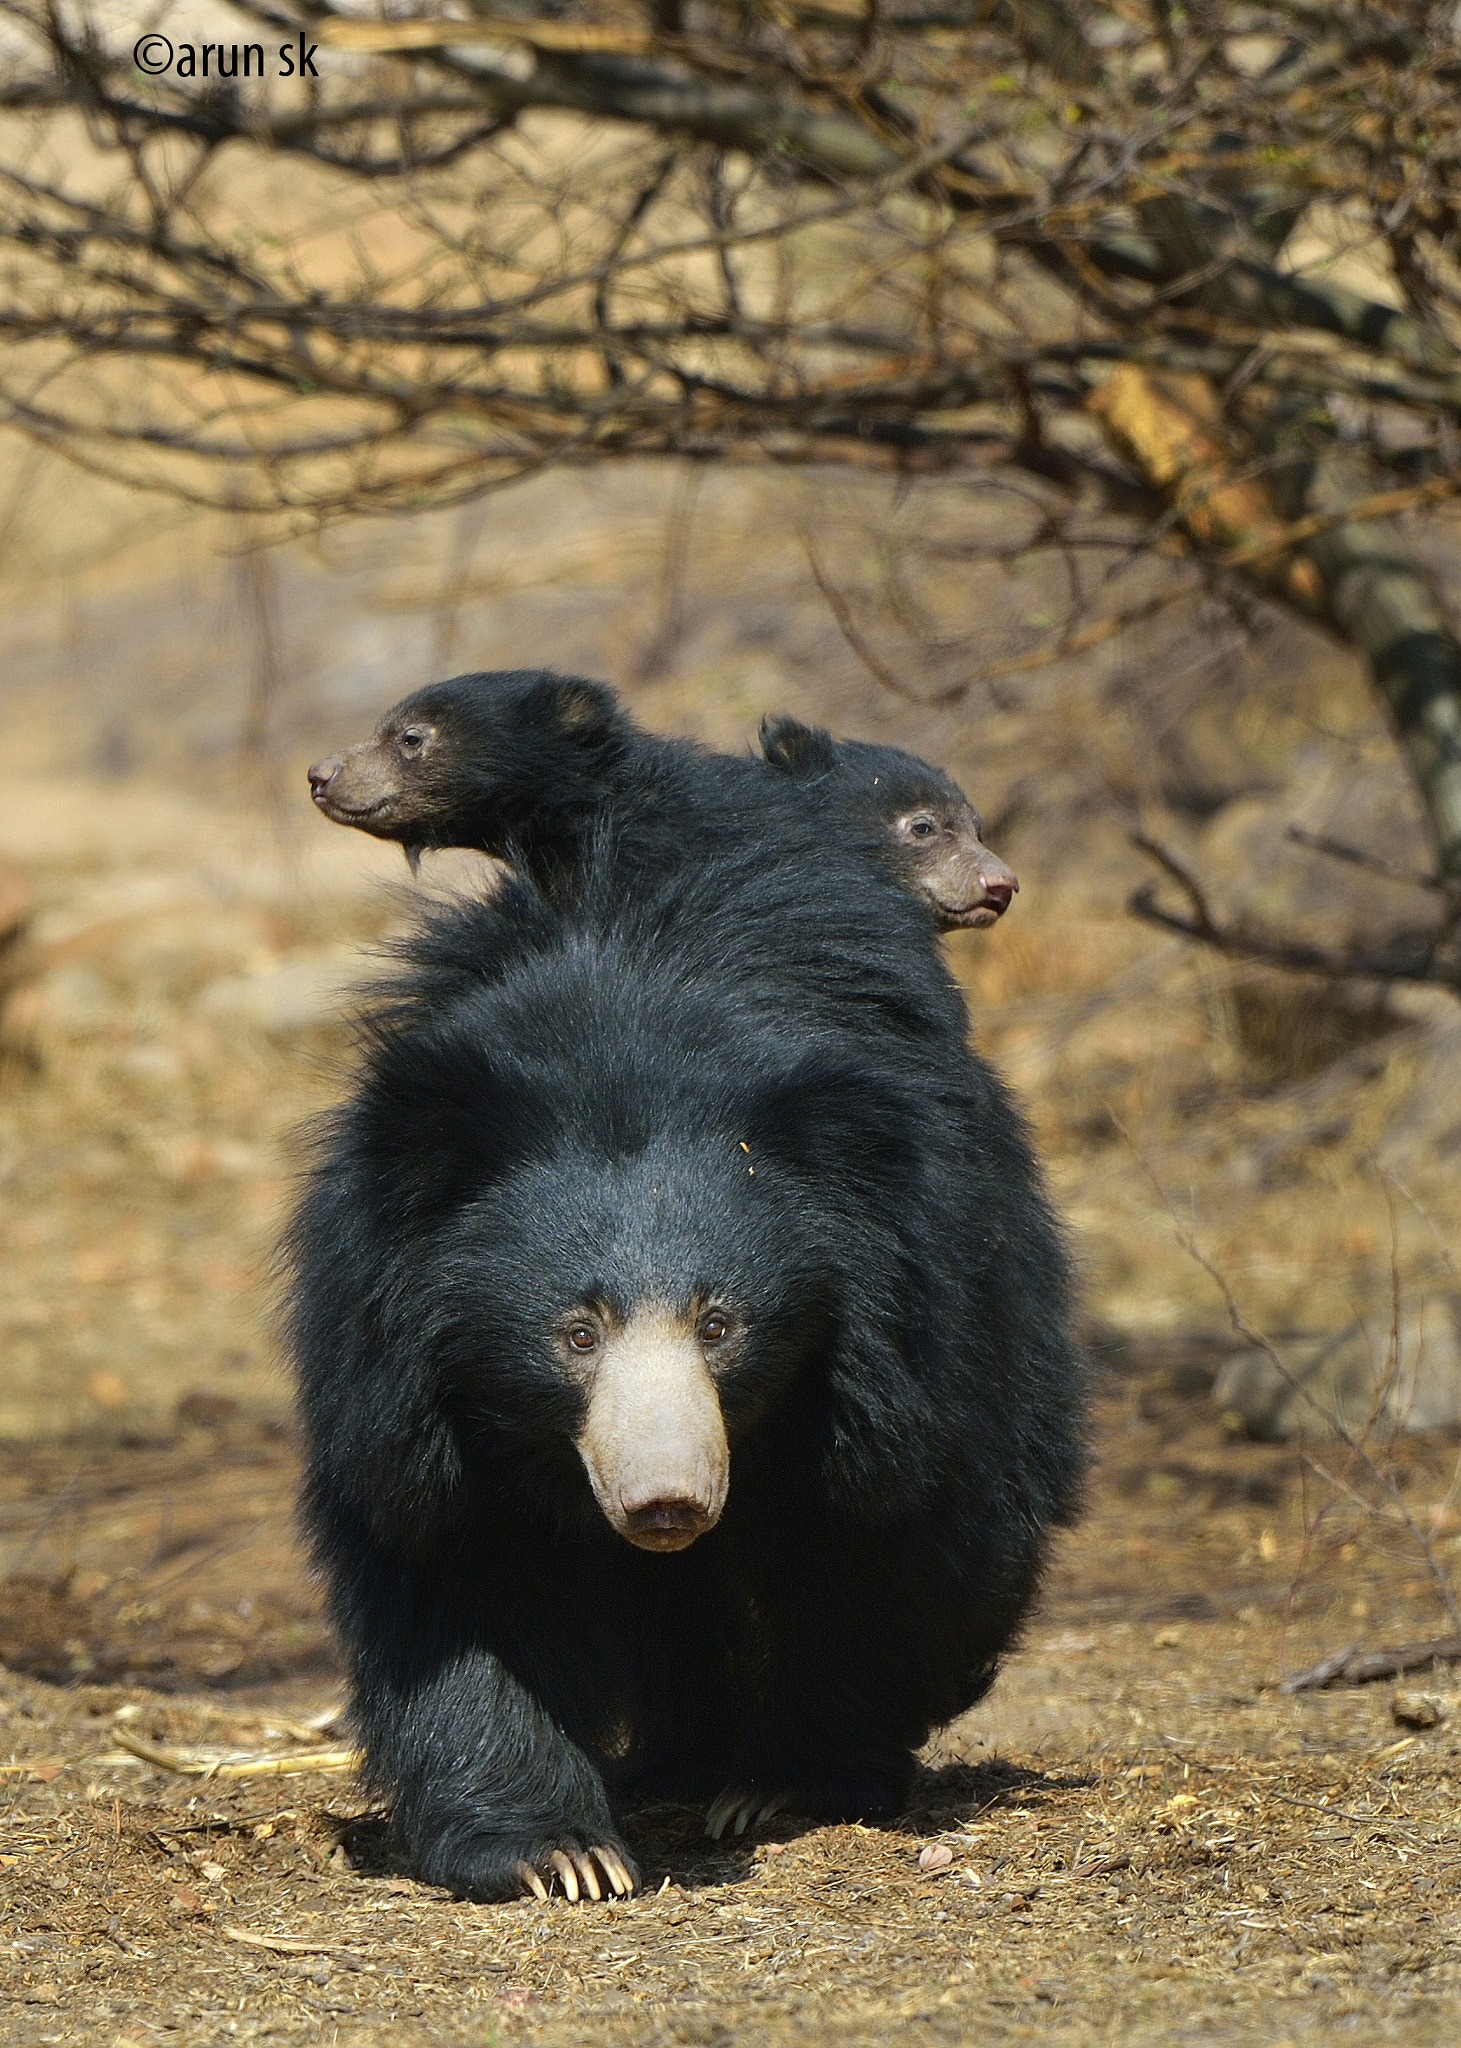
xmin=308 ymin=669 xmax=1014 ymax=927
xmin=759 ymin=715 xmax=1017 ymax=929
xmin=308 ymin=669 xmax=736 ymax=895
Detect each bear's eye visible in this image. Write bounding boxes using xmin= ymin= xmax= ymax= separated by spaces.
xmin=566 ymin=1323 xmax=598 ymax=1354
xmin=700 ymin=1312 xmax=728 ymax=1345
xmin=399 ymin=727 xmax=427 ymax=753
xmin=904 ymin=813 xmax=938 ymax=840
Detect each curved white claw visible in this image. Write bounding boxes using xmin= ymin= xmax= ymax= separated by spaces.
xmin=745 ymin=1793 xmax=787 ymax=1836
xmin=521 ymin=1845 xmax=636 ymax=1901
xmin=706 ymin=1789 xmax=740 ymax=1840
xmin=596 ymin=1846 xmax=636 ymax=1896
xmin=706 ymin=1788 xmax=789 ymax=1840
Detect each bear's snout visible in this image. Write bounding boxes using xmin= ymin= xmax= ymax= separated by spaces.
xmin=573 ymin=1306 xmax=729 ymax=1552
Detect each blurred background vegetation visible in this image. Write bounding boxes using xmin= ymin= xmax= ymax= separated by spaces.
xmin=0 ymin=1 xmax=1459 ymax=1446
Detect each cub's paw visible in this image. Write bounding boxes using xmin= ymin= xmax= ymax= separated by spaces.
xmin=515 ymin=1841 xmax=637 ymax=1902
xmin=705 ymin=1787 xmax=789 ymax=1841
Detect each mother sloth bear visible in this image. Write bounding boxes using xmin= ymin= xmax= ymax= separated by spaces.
xmin=291 ymin=766 xmax=1084 ymax=1906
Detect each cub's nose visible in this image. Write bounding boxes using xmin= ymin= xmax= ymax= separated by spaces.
xmin=307 ymin=756 xmax=342 ymax=800
xmin=981 ymin=878 xmax=1015 ymax=916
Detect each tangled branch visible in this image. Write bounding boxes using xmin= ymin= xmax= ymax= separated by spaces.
xmin=1130 ymin=833 xmax=1461 ymax=992
xmin=3 ymin=4 xmax=1461 ymax=865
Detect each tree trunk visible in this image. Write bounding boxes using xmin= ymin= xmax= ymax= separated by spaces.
xmin=1298 ymin=453 xmax=1461 ymax=877
xmin=1106 ymin=189 xmax=1461 ymax=879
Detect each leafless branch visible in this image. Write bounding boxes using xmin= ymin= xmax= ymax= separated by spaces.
xmin=1129 ymin=834 xmax=1461 ymax=992
xmin=3 ymin=1 xmax=1461 ymax=873
xmin=1286 ymin=826 xmax=1461 ymax=898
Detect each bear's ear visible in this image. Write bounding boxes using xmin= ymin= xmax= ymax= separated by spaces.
xmin=758 ymin=715 xmax=839 ymax=780
xmin=743 ymin=1050 xmax=921 ymax=1197
xmin=353 ymin=1013 xmax=558 ymax=1227
xmin=551 ymin=675 xmax=620 ymax=733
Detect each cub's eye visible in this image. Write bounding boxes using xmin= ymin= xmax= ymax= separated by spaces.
xmin=905 ymin=814 xmax=938 ymax=840
xmin=700 ymin=1312 xmax=728 ymax=1345
xmin=567 ymin=1324 xmax=598 ymax=1354
xmin=399 ymin=727 xmax=427 ymax=752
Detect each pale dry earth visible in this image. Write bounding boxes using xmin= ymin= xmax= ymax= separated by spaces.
xmin=0 ymin=1374 xmax=1459 ymax=2047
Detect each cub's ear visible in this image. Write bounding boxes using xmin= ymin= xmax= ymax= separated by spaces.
xmin=551 ymin=675 xmax=620 ymax=732
xmin=758 ymin=715 xmax=839 ymax=780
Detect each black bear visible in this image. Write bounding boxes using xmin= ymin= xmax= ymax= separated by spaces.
xmin=290 ymin=819 xmax=1084 ymax=1903
xmin=305 ymin=669 xmax=1016 ymax=926
xmin=758 ymin=715 xmax=1017 ymax=929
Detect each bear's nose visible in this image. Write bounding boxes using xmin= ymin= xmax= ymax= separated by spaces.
xmin=308 ymin=755 xmax=342 ymax=798
xmin=621 ymin=1495 xmax=714 ymax=1551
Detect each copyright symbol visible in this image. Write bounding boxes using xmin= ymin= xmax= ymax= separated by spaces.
xmin=133 ymin=35 xmax=174 ymax=75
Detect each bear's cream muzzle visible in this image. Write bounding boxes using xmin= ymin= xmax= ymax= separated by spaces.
xmin=573 ymin=1306 xmax=729 ymax=1552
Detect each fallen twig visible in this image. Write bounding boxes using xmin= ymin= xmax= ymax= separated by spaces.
xmin=112 ymin=1729 xmax=362 ymax=1779
xmin=1276 ymin=1643 xmax=1363 ymax=1694
xmin=222 ymin=1925 xmax=357 ymax=1955
xmin=1279 ymin=1634 xmax=1461 ymax=1692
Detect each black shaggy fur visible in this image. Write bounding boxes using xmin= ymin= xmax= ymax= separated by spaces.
xmin=290 ymin=821 xmax=1086 ymax=1901
xmin=313 ymin=669 xmax=988 ymax=925
xmin=362 ymin=682 xmax=971 ymax=1053
xmin=339 ymin=668 xmax=750 ymax=896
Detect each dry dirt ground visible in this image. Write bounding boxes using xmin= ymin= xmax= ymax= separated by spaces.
xmin=1 ymin=1374 xmax=1459 ymax=2048
xmin=2 ymin=451 xmax=1461 ymax=2043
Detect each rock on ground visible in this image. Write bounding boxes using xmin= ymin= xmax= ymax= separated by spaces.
xmin=1213 ymin=1297 xmax=1461 ymax=1441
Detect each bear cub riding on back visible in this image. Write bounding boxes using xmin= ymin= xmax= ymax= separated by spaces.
xmin=308 ymin=669 xmax=1017 ymax=930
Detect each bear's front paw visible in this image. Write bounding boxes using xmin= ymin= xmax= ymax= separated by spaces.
xmin=515 ymin=1841 xmax=637 ymax=1902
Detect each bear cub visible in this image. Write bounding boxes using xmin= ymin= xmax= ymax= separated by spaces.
xmin=758 ymin=714 xmax=1016 ymax=929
